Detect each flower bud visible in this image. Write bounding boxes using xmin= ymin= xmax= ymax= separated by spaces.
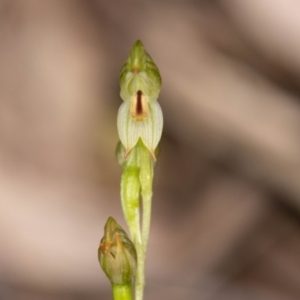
xmin=98 ymin=217 xmax=137 ymax=285
xmin=119 ymin=40 xmax=161 ymax=101
xmin=117 ymin=40 xmax=163 ymax=160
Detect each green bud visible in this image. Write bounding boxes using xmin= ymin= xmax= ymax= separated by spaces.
xmin=119 ymin=40 xmax=161 ymax=101
xmin=98 ymin=217 xmax=137 ymax=285
xmin=118 ymin=40 xmax=163 ymax=160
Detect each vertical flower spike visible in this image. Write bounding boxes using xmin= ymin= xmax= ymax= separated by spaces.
xmin=98 ymin=217 xmax=137 ymax=285
xmin=118 ymin=40 xmax=163 ymax=160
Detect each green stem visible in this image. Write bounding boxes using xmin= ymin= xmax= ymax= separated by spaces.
xmin=120 ymin=145 xmax=145 ymax=300
xmin=134 ymin=240 xmax=145 ymax=300
xmin=119 ymin=140 xmax=154 ymax=300
xmin=138 ymin=140 xmax=154 ymax=251
xmin=135 ymin=140 xmax=153 ymax=300
xmin=112 ymin=283 xmax=133 ymax=300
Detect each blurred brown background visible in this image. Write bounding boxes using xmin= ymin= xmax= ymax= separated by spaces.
xmin=1 ymin=1 xmax=300 ymax=299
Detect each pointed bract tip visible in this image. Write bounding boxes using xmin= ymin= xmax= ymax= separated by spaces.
xmin=133 ymin=39 xmax=143 ymax=47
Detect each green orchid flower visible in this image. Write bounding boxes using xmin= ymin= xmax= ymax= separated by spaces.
xmin=98 ymin=217 xmax=137 ymax=285
xmin=117 ymin=40 xmax=163 ymax=160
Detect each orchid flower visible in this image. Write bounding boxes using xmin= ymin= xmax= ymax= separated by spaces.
xmin=117 ymin=40 xmax=163 ymax=160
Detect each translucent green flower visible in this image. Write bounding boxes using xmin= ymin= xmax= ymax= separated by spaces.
xmin=98 ymin=217 xmax=137 ymax=285
xmin=117 ymin=40 xmax=163 ymax=160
